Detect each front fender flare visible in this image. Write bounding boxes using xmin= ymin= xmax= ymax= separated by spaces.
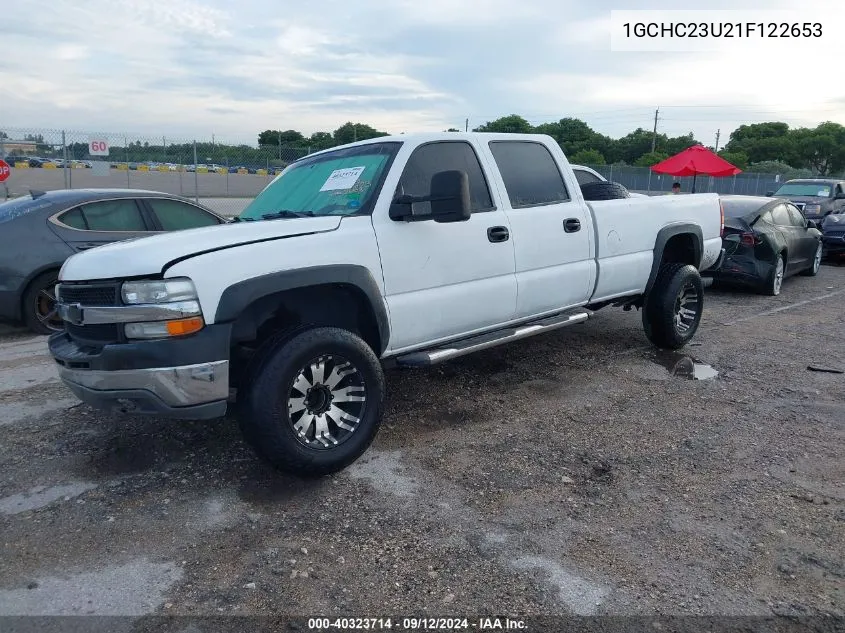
xmin=213 ymin=264 xmax=390 ymax=354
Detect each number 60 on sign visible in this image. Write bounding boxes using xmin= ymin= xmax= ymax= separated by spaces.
xmin=89 ymin=139 xmax=110 ymax=156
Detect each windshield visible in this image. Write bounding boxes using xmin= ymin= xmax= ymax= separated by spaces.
xmin=774 ymin=183 xmax=832 ymax=198
xmin=238 ymin=142 xmax=401 ymax=221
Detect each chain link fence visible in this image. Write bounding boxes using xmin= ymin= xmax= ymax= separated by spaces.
xmin=583 ymin=163 xmax=797 ymax=197
xmin=0 ymin=127 xmax=312 ymax=216
xmin=0 ymin=127 xmax=815 ymax=215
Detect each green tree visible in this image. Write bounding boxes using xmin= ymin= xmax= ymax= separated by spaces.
xmin=569 ymin=149 xmax=606 ymax=165
xmin=792 ymin=122 xmax=845 ymax=175
xmin=445 ymin=128 xmax=461 ymax=132
xmin=745 ymin=160 xmax=814 ymax=180
xmin=333 ymin=122 xmax=388 ymax=145
xmin=665 ymin=133 xmax=698 ymax=155
xmin=473 ymin=115 xmax=533 ymax=134
xmin=614 ymin=128 xmax=658 ymax=164
xmin=634 ymin=151 xmax=669 ymax=167
xmin=723 ymin=122 xmax=794 ymax=164
xmin=716 ymin=150 xmax=748 ymax=170
xmin=258 ymin=129 xmax=306 ymax=146
xmin=0 ymin=131 xmax=8 ymax=139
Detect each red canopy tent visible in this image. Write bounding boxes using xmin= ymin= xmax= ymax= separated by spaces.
xmin=650 ymin=144 xmax=742 ymax=193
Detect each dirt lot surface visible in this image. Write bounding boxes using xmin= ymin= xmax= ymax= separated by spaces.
xmin=0 ymin=264 xmax=843 ymax=624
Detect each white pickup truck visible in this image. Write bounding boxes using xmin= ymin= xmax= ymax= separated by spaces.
xmin=49 ymin=133 xmax=725 ymax=476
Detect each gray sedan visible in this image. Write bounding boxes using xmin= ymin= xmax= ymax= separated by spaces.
xmin=0 ymin=189 xmax=227 ymax=334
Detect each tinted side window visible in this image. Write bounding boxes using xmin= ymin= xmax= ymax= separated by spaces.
xmin=76 ymin=200 xmax=147 ymax=231
xmin=770 ymin=204 xmax=791 ymax=226
xmin=760 ymin=210 xmax=774 ymax=224
xmin=573 ymin=168 xmax=602 ymax=186
xmin=58 ymin=208 xmax=87 ymax=229
xmin=397 ymin=142 xmax=493 ymax=214
xmin=786 ymin=204 xmax=806 ymax=227
xmin=489 ymin=141 xmax=569 ymax=208
xmin=148 ymin=199 xmax=221 ymax=231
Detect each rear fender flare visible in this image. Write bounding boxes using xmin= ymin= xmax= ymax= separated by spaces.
xmin=644 ymin=224 xmax=703 ymax=297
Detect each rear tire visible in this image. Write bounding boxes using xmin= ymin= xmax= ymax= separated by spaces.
xmin=762 ymin=254 xmax=786 ymax=295
xmin=800 ymin=242 xmax=822 ymax=277
xmin=22 ymin=271 xmax=63 ymax=335
xmin=642 ymin=263 xmax=704 ymax=350
xmin=240 ymin=327 xmax=385 ymax=477
xmin=580 ymin=181 xmax=631 ymax=201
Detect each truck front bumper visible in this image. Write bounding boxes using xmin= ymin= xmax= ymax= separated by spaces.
xmin=49 ymin=324 xmax=231 ymax=420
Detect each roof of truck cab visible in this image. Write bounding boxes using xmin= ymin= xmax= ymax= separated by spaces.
xmin=305 ymin=132 xmax=558 ymax=156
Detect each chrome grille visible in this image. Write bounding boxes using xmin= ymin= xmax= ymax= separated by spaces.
xmin=57 ymin=282 xmax=123 ymax=345
xmin=57 ymin=283 xmax=119 ymax=306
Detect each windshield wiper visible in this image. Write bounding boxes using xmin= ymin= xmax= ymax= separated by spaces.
xmin=261 ymin=210 xmax=315 ymax=220
xmin=230 ymin=216 xmax=255 ymax=222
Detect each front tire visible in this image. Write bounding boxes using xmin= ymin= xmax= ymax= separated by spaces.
xmin=240 ymin=327 xmax=385 ymax=477
xmin=642 ymin=263 xmax=704 ymax=350
xmin=801 ymin=242 xmax=822 ymax=277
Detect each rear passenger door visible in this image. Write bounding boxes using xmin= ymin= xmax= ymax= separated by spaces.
xmin=770 ymin=203 xmax=806 ymax=274
xmin=485 ymin=140 xmax=595 ymax=318
xmin=785 ymin=203 xmax=817 ymax=269
xmin=49 ymin=198 xmax=154 ymax=251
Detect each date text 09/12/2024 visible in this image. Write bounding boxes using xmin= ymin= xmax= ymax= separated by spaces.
xmin=307 ymin=618 xmax=527 ymax=630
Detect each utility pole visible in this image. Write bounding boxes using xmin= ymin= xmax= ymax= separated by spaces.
xmin=714 ymin=129 xmax=721 ymax=152
xmin=650 ymin=107 xmax=660 ymax=153
xmin=465 ymin=118 xmax=469 ymax=132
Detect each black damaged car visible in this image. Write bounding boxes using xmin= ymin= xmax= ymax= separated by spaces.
xmin=708 ymin=195 xmax=822 ymax=295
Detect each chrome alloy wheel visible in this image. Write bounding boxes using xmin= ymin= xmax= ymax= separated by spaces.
xmin=673 ymin=282 xmax=701 ymax=334
xmin=773 ymin=256 xmax=785 ymax=295
xmin=287 ymin=355 xmax=366 ymax=449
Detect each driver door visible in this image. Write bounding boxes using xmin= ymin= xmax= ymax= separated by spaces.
xmin=371 ymin=140 xmax=517 ymax=353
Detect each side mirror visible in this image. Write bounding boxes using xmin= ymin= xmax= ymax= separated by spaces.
xmin=765 ymin=191 xmax=774 ymax=197
xmin=807 ymin=220 xmax=818 ymax=230
xmin=389 ymin=170 xmax=471 ymax=223
xmin=834 ymin=192 xmax=845 ymax=200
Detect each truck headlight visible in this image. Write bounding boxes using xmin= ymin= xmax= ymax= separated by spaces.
xmin=804 ymin=204 xmax=821 ymax=213
xmin=122 ymin=278 xmax=197 ymax=304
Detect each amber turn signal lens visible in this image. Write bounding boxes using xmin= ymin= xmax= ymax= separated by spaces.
xmin=165 ymin=316 xmax=204 ymax=336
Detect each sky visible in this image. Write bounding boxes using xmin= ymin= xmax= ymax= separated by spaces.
xmin=2 ymin=0 xmax=844 ymax=147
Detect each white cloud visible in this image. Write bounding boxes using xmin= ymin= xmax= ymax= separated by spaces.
xmin=1 ymin=0 xmax=843 ymax=144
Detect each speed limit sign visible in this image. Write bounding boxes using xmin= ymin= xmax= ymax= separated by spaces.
xmin=88 ymin=139 xmax=110 ymax=156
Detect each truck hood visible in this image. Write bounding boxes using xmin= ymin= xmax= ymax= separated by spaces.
xmin=59 ymin=216 xmax=343 ymax=281
xmin=772 ymin=195 xmax=828 ymax=204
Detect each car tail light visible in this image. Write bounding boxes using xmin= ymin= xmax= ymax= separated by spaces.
xmin=740 ymin=232 xmax=760 ymax=246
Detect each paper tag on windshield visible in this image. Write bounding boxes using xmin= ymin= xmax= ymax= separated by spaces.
xmin=320 ymin=166 xmax=366 ymax=192
xmin=819 ymin=190 xmax=829 ymax=197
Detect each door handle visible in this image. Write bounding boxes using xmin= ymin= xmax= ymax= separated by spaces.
xmin=487 ymin=226 xmax=509 ymax=243
xmin=563 ymin=218 xmax=581 ymax=233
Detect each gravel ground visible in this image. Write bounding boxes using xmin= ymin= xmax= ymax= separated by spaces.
xmin=0 ymin=263 xmax=843 ymax=623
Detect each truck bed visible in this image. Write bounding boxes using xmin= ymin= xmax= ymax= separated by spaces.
xmin=586 ymin=193 xmax=723 ymax=303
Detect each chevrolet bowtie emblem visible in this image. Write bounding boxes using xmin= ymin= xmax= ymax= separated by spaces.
xmin=58 ymin=303 xmax=84 ymax=326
